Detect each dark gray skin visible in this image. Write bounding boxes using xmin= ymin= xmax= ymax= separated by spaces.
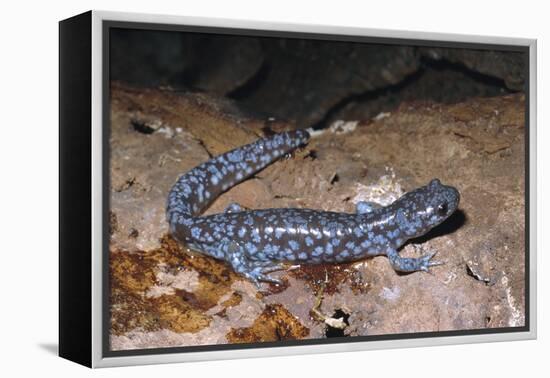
xmin=167 ymin=129 xmax=460 ymax=286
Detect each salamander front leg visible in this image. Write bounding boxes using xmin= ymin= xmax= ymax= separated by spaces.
xmin=224 ymin=241 xmax=285 ymax=287
xmin=386 ymin=248 xmax=443 ymax=273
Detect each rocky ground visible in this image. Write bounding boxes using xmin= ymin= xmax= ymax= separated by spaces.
xmin=108 ymin=82 xmax=526 ymax=351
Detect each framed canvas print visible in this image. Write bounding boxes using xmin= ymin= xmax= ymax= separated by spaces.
xmin=59 ymin=10 xmax=537 ymax=368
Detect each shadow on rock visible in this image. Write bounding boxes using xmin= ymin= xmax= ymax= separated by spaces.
xmin=410 ymin=209 xmax=466 ymax=245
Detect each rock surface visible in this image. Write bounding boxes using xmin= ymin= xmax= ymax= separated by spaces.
xmin=109 ymin=82 xmax=526 ymax=350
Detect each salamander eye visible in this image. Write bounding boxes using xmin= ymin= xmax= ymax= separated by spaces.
xmin=437 ymin=202 xmax=448 ymax=216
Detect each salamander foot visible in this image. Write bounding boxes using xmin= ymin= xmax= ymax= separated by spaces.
xmin=386 ymin=248 xmax=443 ymax=273
xmin=241 ymin=262 xmax=286 ymax=287
xmin=224 ymin=241 xmax=285 ymax=287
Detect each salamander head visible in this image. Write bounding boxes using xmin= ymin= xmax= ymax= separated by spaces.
xmin=394 ymin=179 xmax=460 ymax=239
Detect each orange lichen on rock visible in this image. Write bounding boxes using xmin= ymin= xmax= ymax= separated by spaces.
xmin=110 ymin=236 xmax=241 ymax=336
xmin=226 ymin=304 xmax=310 ymax=343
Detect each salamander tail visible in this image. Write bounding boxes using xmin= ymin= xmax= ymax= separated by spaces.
xmin=166 ymin=129 xmax=310 ymax=233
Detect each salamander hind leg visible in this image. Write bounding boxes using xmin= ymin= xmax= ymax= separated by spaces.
xmin=223 ymin=241 xmax=285 ymax=287
xmin=386 ymin=248 xmax=443 ymax=273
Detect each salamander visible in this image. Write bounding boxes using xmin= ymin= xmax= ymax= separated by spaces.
xmin=167 ymin=129 xmax=460 ymax=286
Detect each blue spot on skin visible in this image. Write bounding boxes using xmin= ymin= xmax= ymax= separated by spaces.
xmin=361 ymin=239 xmax=371 ymax=248
xmin=245 ymin=242 xmax=257 ymax=255
xmin=345 ymin=241 xmax=355 ymax=250
xmin=238 ymin=227 xmax=246 ymax=238
xmin=396 ymin=209 xmax=408 ymax=227
xmin=313 ymin=246 xmax=324 ymax=256
xmin=331 ymin=238 xmax=340 ymax=246
xmin=374 ymin=234 xmax=387 ymax=245
xmin=313 ymin=229 xmax=323 ymax=239
xmin=289 ymin=240 xmax=299 ymax=251
xmin=191 ymin=227 xmax=201 ymax=239
xmin=387 ymin=229 xmax=400 ymax=239
xmin=305 ymin=236 xmax=314 ymax=246
xmin=227 ymin=150 xmax=243 ymax=162
xmin=255 ymin=252 xmax=266 ymax=260
xmin=356 ymin=202 xmax=373 ymax=214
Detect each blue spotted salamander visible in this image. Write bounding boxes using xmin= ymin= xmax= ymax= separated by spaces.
xmin=167 ymin=129 xmax=460 ymax=286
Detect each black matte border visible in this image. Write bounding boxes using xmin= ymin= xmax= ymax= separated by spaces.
xmin=101 ymin=19 xmax=531 ymax=359
xmin=59 ymin=11 xmax=93 ymax=367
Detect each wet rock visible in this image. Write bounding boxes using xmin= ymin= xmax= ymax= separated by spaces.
xmin=109 ymin=84 xmax=525 ymax=349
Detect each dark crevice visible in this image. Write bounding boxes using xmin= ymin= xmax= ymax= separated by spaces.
xmin=325 ymin=309 xmax=350 ymax=338
xmin=310 ymin=55 xmax=515 ymax=130
xmin=130 ymin=119 xmax=156 ymax=134
xmin=311 ymin=68 xmax=425 ymax=130
xmin=227 ymin=61 xmax=272 ymax=100
xmin=196 ymin=138 xmax=214 ymax=159
xmin=177 ymin=64 xmax=203 ymax=89
xmin=420 ymin=55 xmax=513 ymax=90
xmin=303 ymin=149 xmax=317 ymax=160
xmin=261 ymin=125 xmax=277 ymax=137
xmin=466 ymin=264 xmax=479 ymax=280
xmin=465 ymin=263 xmax=492 ymax=286
xmin=312 ymin=68 xmax=424 ymax=130
xmin=114 ymin=177 xmax=136 ymax=193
